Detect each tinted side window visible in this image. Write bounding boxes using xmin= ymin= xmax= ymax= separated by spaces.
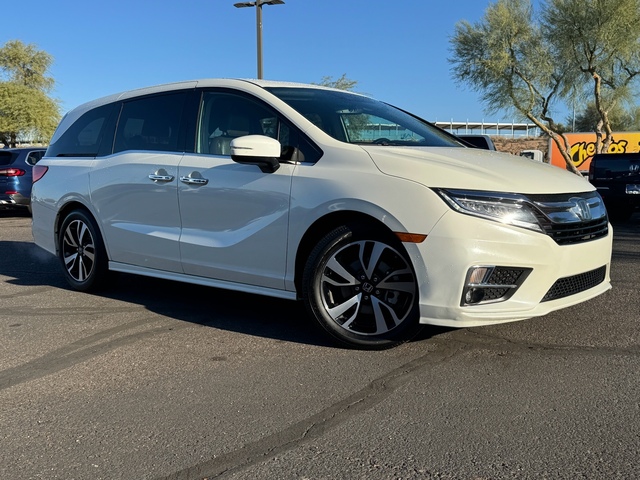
xmin=197 ymin=92 xmax=277 ymax=156
xmin=0 ymin=151 xmax=17 ymax=166
xmin=46 ymin=103 xmax=116 ymax=158
xmin=114 ymin=92 xmax=187 ymax=154
xmin=197 ymin=91 xmax=322 ymax=163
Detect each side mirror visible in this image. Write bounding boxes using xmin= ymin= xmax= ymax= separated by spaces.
xmin=230 ymin=135 xmax=281 ymax=173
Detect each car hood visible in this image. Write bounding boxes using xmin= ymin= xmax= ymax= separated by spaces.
xmin=361 ymin=146 xmax=593 ymax=194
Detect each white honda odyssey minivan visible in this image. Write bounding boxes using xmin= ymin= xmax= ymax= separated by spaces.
xmin=31 ymin=79 xmax=612 ymax=348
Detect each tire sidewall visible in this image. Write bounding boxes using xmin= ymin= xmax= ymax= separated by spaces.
xmin=58 ymin=210 xmax=107 ymax=292
xmin=302 ymin=225 xmax=421 ymax=349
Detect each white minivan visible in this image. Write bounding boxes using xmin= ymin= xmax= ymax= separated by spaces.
xmin=31 ymin=79 xmax=612 ymax=348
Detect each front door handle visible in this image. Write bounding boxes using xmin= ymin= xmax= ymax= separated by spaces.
xmin=148 ymin=174 xmax=174 ymax=182
xmin=148 ymin=168 xmax=174 ymax=183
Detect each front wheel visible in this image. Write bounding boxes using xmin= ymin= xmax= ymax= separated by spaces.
xmin=302 ymin=225 xmax=421 ymax=349
xmin=58 ymin=210 xmax=108 ymax=292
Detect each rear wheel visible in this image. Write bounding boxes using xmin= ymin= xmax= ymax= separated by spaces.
xmin=58 ymin=210 xmax=108 ymax=291
xmin=302 ymin=225 xmax=421 ymax=349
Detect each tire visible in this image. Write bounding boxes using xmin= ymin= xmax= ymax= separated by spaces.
xmin=302 ymin=225 xmax=421 ymax=349
xmin=58 ymin=210 xmax=108 ymax=292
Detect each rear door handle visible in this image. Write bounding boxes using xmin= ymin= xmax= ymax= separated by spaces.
xmin=180 ymin=176 xmax=209 ymax=185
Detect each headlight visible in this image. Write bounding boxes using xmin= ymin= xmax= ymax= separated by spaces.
xmin=435 ymin=189 xmax=544 ymax=233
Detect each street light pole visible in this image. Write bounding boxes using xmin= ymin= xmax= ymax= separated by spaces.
xmin=233 ymin=0 xmax=285 ymax=79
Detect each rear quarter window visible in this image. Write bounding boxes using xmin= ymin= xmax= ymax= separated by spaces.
xmin=46 ymin=103 xmax=117 ymax=158
xmin=26 ymin=151 xmax=46 ymax=165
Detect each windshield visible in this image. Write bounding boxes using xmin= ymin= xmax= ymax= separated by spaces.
xmin=265 ymin=87 xmax=464 ymax=147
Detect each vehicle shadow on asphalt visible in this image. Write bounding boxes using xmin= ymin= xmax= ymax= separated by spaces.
xmin=0 ymin=239 xmax=448 ymax=349
xmin=106 ymin=272 xmax=338 ymax=347
xmin=96 ymin=273 xmax=451 ymax=348
xmin=0 ymin=209 xmax=31 ymax=218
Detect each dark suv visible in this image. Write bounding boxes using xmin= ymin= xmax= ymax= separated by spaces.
xmin=0 ymin=147 xmax=46 ymax=211
xmin=589 ymin=152 xmax=640 ymax=221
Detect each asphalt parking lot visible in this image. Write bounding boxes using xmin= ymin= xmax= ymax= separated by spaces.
xmin=1 ymin=209 xmax=639 ymax=480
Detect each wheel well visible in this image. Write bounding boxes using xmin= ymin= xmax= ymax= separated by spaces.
xmin=293 ymin=211 xmax=396 ymax=296
xmin=54 ymin=202 xmax=94 ymax=254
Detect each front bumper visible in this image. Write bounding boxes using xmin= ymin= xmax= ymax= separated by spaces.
xmin=408 ymin=210 xmax=613 ymax=328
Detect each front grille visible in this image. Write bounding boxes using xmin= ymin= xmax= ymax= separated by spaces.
xmin=528 ymin=191 xmax=609 ymax=246
xmin=541 ymin=217 xmax=609 ymax=245
xmin=541 ymin=265 xmax=607 ymax=302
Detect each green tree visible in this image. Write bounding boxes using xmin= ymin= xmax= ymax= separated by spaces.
xmin=629 ymin=106 xmax=640 ymax=130
xmin=449 ymin=0 xmax=640 ymax=174
xmin=315 ymin=74 xmax=367 ymax=140
xmin=450 ymin=0 xmax=579 ymax=172
xmin=0 ymin=40 xmax=60 ymax=147
xmin=572 ymin=103 xmax=640 ymax=132
xmin=544 ymin=0 xmax=640 ymax=153
xmin=315 ymin=73 xmax=358 ymax=91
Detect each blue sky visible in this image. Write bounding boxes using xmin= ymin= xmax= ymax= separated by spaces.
xmin=2 ymin=0 xmax=537 ymax=122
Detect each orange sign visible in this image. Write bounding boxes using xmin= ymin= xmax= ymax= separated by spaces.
xmin=548 ymin=132 xmax=640 ymax=171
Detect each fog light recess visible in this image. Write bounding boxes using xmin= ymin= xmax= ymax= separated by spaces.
xmin=461 ymin=266 xmax=532 ymax=306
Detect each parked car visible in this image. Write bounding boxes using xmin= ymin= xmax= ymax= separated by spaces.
xmin=456 ymin=134 xmax=497 ymax=150
xmin=31 ymin=79 xmax=613 ymax=349
xmin=520 ymin=149 xmax=545 ymax=162
xmin=0 ymin=147 xmax=46 ymax=211
xmin=589 ymin=152 xmax=640 ymax=221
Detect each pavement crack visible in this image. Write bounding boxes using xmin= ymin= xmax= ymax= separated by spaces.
xmin=155 ymin=343 xmax=467 ymax=480
xmin=0 ymin=317 xmax=182 ymax=391
xmin=459 ymin=329 xmax=640 ymax=356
